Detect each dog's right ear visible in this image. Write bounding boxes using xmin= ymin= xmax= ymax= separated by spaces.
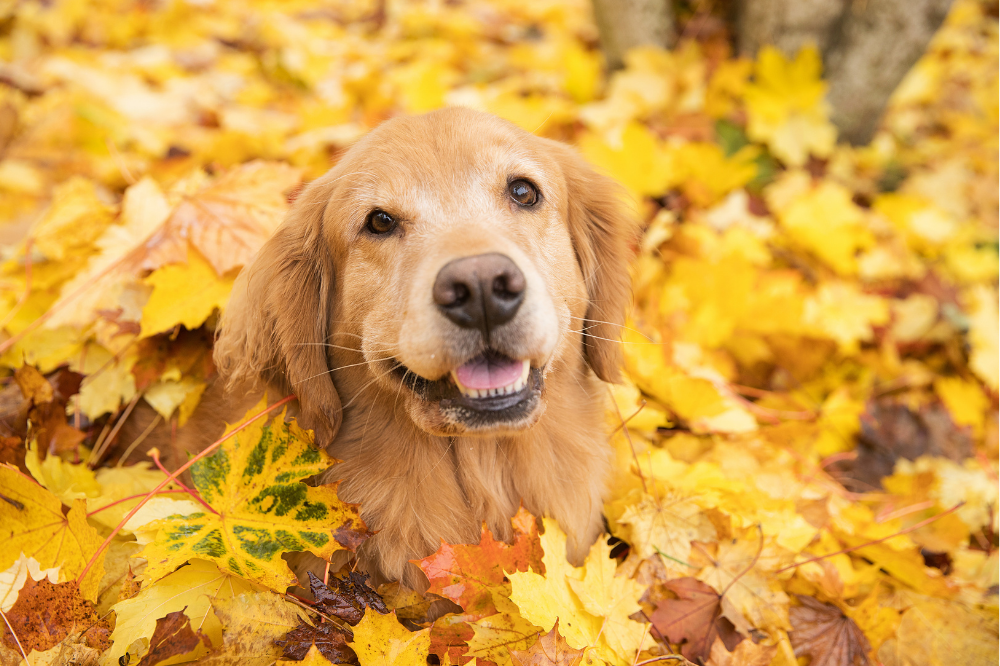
xmin=214 ymin=176 xmax=341 ymax=444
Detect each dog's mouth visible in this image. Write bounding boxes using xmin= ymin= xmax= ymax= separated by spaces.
xmin=390 ymin=350 xmax=543 ymax=429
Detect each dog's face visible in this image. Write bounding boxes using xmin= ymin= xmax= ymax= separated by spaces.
xmin=216 ymin=108 xmax=634 ymax=442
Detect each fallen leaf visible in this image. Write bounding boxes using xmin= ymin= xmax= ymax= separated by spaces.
xmin=277 ymin=643 xmax=338 ymax=665
xmin=789 ymin=595 xmax=871 ymax=666
xmin=197 ymin=590 xmax=312 ymax=666
xmin=308 ymin=570 xmax=388 ymax=626
xmin=348 ymin=609 xmax=430 ymax=666
xmin=143 ymin=161 xmax=303 ymax=276
xmin=139 ymin=399 xmax=369 ymax=590
xmin=0 ymin=465 xmax=105 ymax=601
xmin=135 ymin=610 xmax=211 ymax=666
xmin=510 ymin=620 xmax=585 ymax=666
xmin=0 ymin=554 xmax=59 ymax=613
xmin=465 ymin=611 xmax=544 ymax=665
xmin=649 ymin=577 xmax=742 ymax=663
xmin=0 ymin=578 xmax=111 ymax=655
xmin=416 ymin=506 xmax=544 ymax=619
xmin=277 ymin=620 xmax=356 ymax=664
xmin=106 ymin=559 xmax=265 ymax=665
xmin=139 ymin=248 xmax=236 ymax=338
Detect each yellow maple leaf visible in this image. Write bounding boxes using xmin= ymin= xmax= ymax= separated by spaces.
xmin=107 ymin=558 xmax=264 ymax=665
xmin=71 ymin=343 xmax=138 ymax=420
xmin=578 ymin=122 xmax=675 ymax=201
xmin=139 ymin=399 xmax=368 ymax=590
xmin=350 ymin=609 xmax=431 ymax=666
xmin=24 ymin=442 xmax=103 ymax=504
xmin=0 ymin=465 xmax=105 ymax=602
xmin=565 ymin=539 xmax=648 ymax=664
xmin=744 ymin=46 xmax=836 ymax=166
xmin=509 ymin=519 xmax=647 ymax=665
xmin=30 ymin=176 xmax=115 ymax=262
xmin=45 ymin=177 xmax=170 ymax=332
xmin=142 ymin=376 xmax=208 ymax=426
xmin=803 ymin=282 xmax=889 ymax=354
xmin=465 ymin=612 xmax=544 ymax=665
xmin=140 ymin=247 xmax=235 ymax=337
xmin=878 ymin=599 xmax=996 ymax=666
xmin=196 ymin=590 xmax=312 ymax=666
xmin=934 ymin=376 xmax=988 ymax=435
xmin=508 ymin=520 xmax=601 ymax=652
xmin=775 ymin=180 xmax=874 ymax=275
xmin=617 ymin=491 xmax=717 ymax=563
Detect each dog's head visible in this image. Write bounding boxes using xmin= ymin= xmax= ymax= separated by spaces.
xmin=215 ymin=108 xmax=635 ymax=442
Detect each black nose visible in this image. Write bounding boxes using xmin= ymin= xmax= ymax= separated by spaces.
xmin=433 ymin=253 xmax=526 ymax=336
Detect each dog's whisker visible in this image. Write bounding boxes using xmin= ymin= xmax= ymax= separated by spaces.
xmin=567 ymin=315 xmax=653 ymax=340
xmin=340 ymin=362 xmax=401 ymax=410
xmin=293 ymin=357 xmax=389 ymax=385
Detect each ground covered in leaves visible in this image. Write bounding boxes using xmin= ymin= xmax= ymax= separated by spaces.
xmin=0 ymin=0 xmax=997 ymax=665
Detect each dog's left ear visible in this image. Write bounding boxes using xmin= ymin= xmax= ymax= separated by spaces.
xmin=549 ymin=141 xmax=638 ymax=383
xmin=214 ymin=175 xmax=341 ymax=444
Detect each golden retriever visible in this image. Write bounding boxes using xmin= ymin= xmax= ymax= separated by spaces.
xmin=125 ymin=108 xmax=636 ymax=587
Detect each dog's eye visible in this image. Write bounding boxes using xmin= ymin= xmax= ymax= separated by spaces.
xmin=365 ymin=209 xmax=397 ymax=235
xmin=508 ymin=179 xmax=539 ymax=207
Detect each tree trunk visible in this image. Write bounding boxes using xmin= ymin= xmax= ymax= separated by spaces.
xmin=736 ymin=0 xmax=848 ymax=57
xmin=591 ymin=0 xmax=674 ymax=71
xmin=736 ymin=0 xmax=953 ymax=145
xmin=824 ymin=0 xmax=953 ymax=144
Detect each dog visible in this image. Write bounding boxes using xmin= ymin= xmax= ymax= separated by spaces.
xmin=124 ymin=107 xmax=636 ymax=587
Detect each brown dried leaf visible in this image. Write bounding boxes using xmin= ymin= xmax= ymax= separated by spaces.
xmin=14 ymin=365 xmax=53 ymax=404
xmin=308 ymin=571 xmax=389 ymax=626
xmin=789 ymin=595 xmax=871 ymax=666
xmin=136 ymin=609 xmax=211 ymax=666
xmin=509 ymin=620 xmax=585 ymax=666
xmin=0 ymin=578 xmax=111 ymax=654
xmin=649 ymin=577 xmax=742 ymax=664
xmin=831 ymin=399 xmax=973 ymax=492
xmin=278 ymin=620 xmax=358 ymax=664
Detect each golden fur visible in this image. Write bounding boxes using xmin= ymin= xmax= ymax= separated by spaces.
xmin=122 ymin=108 xmax=636 ymax=587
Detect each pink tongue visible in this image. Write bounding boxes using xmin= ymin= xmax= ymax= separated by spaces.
xmin=455 ymin=355 xmax=523 ymax=390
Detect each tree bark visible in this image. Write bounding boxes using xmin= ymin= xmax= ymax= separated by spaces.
xmin=736 ymin=0 xmax=848 ymax=57
xmin=591 ymin=0 xmax=674 ymax=71
xmin=736 ymin=0 xmax=954 ymax=145
xmin=824 ymin=0 xmax=953 ymax=144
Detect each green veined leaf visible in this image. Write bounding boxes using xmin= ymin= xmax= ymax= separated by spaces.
xmin=139 ymin=399 xmax=369 ymax=590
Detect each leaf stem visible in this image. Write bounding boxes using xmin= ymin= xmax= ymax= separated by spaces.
xmin=149 ymin=448 xmax=219 ymax=516
xmin=775 ymin=502 xmax=965 ymax=574
xmin=76 ymin=394 xmax=296 ymax=585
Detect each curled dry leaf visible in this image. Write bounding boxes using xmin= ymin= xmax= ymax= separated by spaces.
xmin=278 ymin=620 xmax=357 ymax=665
xmin=308 ymin=570 xmax=389 ymax=626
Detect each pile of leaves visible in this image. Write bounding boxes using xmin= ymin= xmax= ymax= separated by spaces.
xmin=0 ymin=0 xmax=997 ymax=664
